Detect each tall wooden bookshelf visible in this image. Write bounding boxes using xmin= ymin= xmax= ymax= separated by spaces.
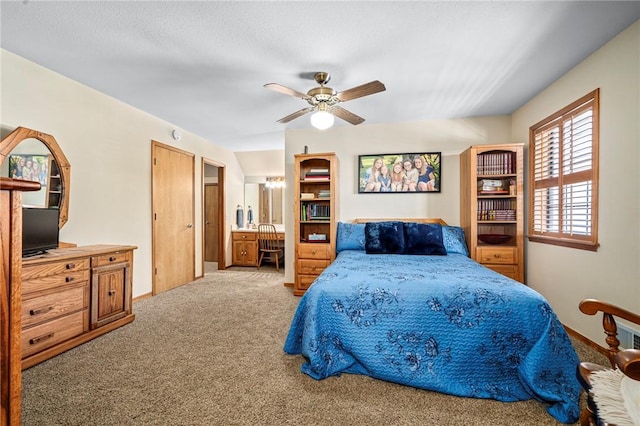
xmin=460 ymin=144 xmax=524 ymax=283
xmin=294 ymin=152 xmax=339 ymax=296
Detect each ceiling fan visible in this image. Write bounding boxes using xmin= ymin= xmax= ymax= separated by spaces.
xmin=264 ymin=72 xmax=386 ymax=129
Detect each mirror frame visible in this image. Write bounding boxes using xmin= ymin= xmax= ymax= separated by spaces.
xmin=0 ymin=126 xmax=71 ymax=228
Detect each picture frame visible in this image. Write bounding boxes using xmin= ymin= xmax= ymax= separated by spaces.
xmin=358 ymin=152 xmax=441 ymax=193
xmin=8 ymin=153 xmax=50 ymax=186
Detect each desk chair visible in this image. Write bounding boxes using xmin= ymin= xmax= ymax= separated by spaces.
xmin=257 ymin=223 xmax=283 ymax=271
xmin=577 ymin=299 xmax=640 ymax=425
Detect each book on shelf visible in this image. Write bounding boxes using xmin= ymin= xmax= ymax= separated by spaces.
xmin=477 ymin=152 xmax=516 ymax=175
xmin=304 ymin=174 xmax=330 ymax=180
xmin=300 ymin=203 xmax=330 ymax=221
xmin=308 ymin=168 xmax=329 ymax=174
xmin=300 ymin=193 xmax=315 ymax=199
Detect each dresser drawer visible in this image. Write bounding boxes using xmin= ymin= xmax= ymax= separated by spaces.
xmin=22 ymin=269 xmax=90 ymax=295
xmin=232 ymin=232 xmax=257 ymax=241
xmin=297 ymin=259 xmax=330 ymax=275
xmin=477 ymin=247 xmax=517 ymax=264
xmin=22 ymin=258 xmax=89 ymax=281
xmin=298 ymin=243 xmax=330 ymax=260
xmin=22 ymin=286 xmax=86 ymax=328
xmin=22 ymin=310 xmax=85 ymax=358
xmin=91 ymin=251 xmax=131 ymax=268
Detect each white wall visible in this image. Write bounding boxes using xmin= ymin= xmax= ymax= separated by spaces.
xmin=283 ymin=116 xmax=513 ymax=284
xmin=1 ymin=49 xmax=246 ymax=298
xmin=511 ymin=21 xmax=640 ymax=343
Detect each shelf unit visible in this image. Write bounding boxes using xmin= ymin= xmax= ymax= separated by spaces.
xmin=294 ymin=152 xmax=339 ymax=296
xmin=460 ymin=144 xmax=524 ymax=282
xmin=46 ymin=157 xmax=62 ymax=208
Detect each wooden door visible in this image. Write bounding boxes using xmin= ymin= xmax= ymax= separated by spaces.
xmin=204 ymin=184 xmax=219 ymax=262
xmin=152 ymin=142 xmax=195 ymax=294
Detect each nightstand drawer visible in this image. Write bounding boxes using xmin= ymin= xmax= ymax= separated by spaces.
xmin=298 ymin=243 xmax=330 ymax=260
xmin=297 ymin=259 xmax=330 ymax=275
xmin=297 ymin=275 xmax=318 ymax=291
xmin=477 ymin=247 xmax=516 ymax=264
xmin=22 ymin=310 xmax=85 ymax=358
xmin=484 ymin=264 xmax=519 ymax=281
xmin=22 ymin=286 xmax=86 ymax=328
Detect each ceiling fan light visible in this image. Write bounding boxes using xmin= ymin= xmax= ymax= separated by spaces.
xmin=310 ymin=110 xmax=334 ymax=130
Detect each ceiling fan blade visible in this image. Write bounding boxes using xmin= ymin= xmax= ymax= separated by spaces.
xmin=264 ymin=83 xmax=310 ymax=100
xmin=332 ymin=106 xmax=365 ymax=125
xmin=277 ymin=107 xmax=314 ymax=123
xmin=336 ymin=80 xmax=386 ymax=102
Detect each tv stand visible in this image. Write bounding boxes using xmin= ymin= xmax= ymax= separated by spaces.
xmin=21 ymin=244 xmax=136 ymax=369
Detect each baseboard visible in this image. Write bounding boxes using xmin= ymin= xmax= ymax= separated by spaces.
xmin=564 ymin=324 xmax=610 ymax=358
xmin=283 ymin=282 xmax=293 ymax=288
xmin=133 ymin=292 xmax=153 ymax=303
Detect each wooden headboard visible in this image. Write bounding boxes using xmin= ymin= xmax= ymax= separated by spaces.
xmin=353 ymin=218 xmax=448 ymax=225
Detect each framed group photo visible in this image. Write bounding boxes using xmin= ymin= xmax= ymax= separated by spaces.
xmin=8 ymin=153 xmax=50 ymax=186
xmin=358 ymin=152 xmax=441 ymax=193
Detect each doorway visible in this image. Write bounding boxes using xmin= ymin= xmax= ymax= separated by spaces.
xmin=203 ymin=158 xmax=225 ymax=273
xmin=151 ymin=141 xmax=195 ymax=294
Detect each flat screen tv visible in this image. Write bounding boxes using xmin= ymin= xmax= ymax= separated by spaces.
xmin=22 ymin=207 xmax=60 ymax=257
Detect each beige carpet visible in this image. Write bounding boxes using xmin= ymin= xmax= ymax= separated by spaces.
xmin=21 ymin=269 xmax=606 ymax=425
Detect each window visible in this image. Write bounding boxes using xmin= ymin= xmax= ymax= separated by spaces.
xmin=528 ymin=89 xmax=599 ymax=251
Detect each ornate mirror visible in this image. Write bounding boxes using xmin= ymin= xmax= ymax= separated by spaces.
xmin=0 ymin=126 xmax=71 ymax=228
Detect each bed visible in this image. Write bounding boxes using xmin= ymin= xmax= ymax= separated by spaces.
xmin=284 ymin=219 xmax=581 ymax=423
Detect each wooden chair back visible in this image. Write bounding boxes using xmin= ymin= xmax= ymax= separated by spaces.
xmin=577 ymin=299 xmax=640 ymax=425
xmin=256 ymin=223 xmax=283 ymax=271
xmin=258 ymin=224 xmax=281 ymax=252
xmin=579 ymin=299 xmax=640 ymax=367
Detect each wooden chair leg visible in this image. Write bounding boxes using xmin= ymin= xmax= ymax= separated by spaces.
xmin=579 ymin=408 xmax=596 ymax=426
xmin=257 ymin=252 xmax=264 ymax=270
xmin=274 ymin=253 xmax=279 ymax=272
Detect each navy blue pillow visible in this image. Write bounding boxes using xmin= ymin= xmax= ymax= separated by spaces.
xmin=403 ymin=222 xmax=447 ymax=255
xmin=364 ymin=221 xmax=406 ymax=254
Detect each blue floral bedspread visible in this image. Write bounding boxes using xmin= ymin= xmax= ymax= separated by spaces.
xmin=284 ymin=250 xmax=581 ymax=423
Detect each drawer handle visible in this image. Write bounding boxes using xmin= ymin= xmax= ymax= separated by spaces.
xmin=311 ymin=250 xmax=316 ymax=255
xmin=311 ymin=266 xmax=317 ymax=271
xmin=108 ymin=290 xmax=116 ymax=296
xmin=109 ymin=256 xmax=117 ymax=262
xmin=65 ymin=276 xmax=74 ymax=283
xmin=494 ymin=254 xmax=501 ymax=258
xmin=65 ymin=263 xmax=75 ymax=269
xmin=29 ymin=332 xmax=54 ymax=345
xmin=30 ymin=306 xmax=54 ymax=316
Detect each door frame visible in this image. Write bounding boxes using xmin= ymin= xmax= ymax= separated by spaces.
xmin=202 ymin=157 xmax=225 ymax=271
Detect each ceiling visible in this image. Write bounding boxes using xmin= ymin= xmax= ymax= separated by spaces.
xmin=1 ymin=1 xmax=639 ymax=152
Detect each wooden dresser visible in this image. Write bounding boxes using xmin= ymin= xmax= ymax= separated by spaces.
xmin=21 ymin=244 xmax=136 ymax=369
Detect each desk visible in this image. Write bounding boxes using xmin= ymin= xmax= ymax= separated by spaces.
xmin=231 ymin=228 xmax=284 ymax=266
